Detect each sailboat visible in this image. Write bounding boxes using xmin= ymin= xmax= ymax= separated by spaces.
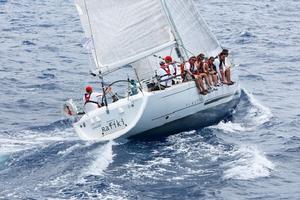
xmin=64 ymin=0 xmax=241 ymax=141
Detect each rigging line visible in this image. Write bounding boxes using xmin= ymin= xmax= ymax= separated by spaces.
xmin=190 ymin=0 xmax=222 ymax=49
xmin=83 ymin=0 xmax=101 ymax=70
xmin=178 ymin=44 xmax=195 ymax=57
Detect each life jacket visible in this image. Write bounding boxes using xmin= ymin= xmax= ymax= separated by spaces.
xmin=161 ymin=65 xmax=171 ymax=75
xmin=84 ymin=93 xmax=100 ymax=107
xmin=180 ymin=63 xmax=185 ymax=78
xmin=186 ymin=62 xmax=196 ymax=75
xmin=164 ymin=63 xmax=177 ymax=76
xmin=206 ymin=61 xmax=217 ymax=72
xmin=197 ymin=61 xmax=205 ymax=74
xmin=84 ymin=93 xmax=90 ymax=103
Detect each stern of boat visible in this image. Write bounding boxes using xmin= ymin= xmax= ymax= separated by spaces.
xmin=73 ymin=93 xmax=149 ymax=141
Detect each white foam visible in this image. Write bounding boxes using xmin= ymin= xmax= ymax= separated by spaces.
xmin=213 ymin=121 xmax=249 ymax=133
xmin=57 ymin=143 xmax=86 ymax=156
xmin=212 ymin=89 xmax=273 ymax=133
xmin=223 ymin=145 xmax=274 ymax=180
xmin=0 ymin=128 xmax=77 ymax=154
xmin=83 ymin=140 xmax=115 ymax=176
xmin=244 ymin=89 xmax=273 ymax=126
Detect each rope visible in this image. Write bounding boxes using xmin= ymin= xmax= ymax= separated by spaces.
xmin=178 ymin=44 xmax=195 ymax=57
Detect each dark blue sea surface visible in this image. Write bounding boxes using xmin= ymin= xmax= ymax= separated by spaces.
xmin=1 ymin=0 xmax=300 ymax=199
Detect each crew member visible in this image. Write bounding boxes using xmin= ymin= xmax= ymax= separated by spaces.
xmin=214 ymin=50 xmax=234 ymax=85
xmin=195 ymin=53 xmax=212 ymax=90
xmin=164 ymin=56 xmax=177 ymax=76
xmin=83 ymin=85 xmax=103 ymax=113
xmin=184 ymin=56 xmax=208 ymax=95
xmin=205 ymin=56 xmax=219 ymax=86
xmin=158 ymin=58 xmax=175 ymax=88
xmin=222 ymin=49 xmax=234 ymax=85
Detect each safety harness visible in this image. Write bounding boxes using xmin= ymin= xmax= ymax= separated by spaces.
xmin=84 ymin=93 xmax=101 ymax=108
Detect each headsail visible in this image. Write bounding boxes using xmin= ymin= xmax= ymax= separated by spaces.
xmin=164 ymin=0 xmax=222 ymax=57
xmin=75 ymin=0 xmax=175 ymax=73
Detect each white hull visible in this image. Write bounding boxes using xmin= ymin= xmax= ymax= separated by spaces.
xmin=73 ymin=81 xmax=241 ymax=141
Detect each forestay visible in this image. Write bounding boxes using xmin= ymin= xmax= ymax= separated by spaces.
xmin=75 ymin=0 xmax=175 ymax=73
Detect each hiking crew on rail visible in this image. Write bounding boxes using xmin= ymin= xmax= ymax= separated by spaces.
xmin=155 ymin=49 xmax=235 ymax=94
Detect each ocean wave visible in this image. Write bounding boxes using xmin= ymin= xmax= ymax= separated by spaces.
xmin=240 ymin=31 xmax=256 ymax=38
xmin=81 ymin=140 xmax=116 ymax=177
xmin=213 ymin=121 xmax=250 ymax=133
xmin=29 ymin=119 xmax=73 ymax=132
xmin=223 ymin=145 xmax=274 ymax=180
xmin=212 ymin=89 xmax=273 ymax=133
xmin=0 ymin=127 xmax=77 ymax=154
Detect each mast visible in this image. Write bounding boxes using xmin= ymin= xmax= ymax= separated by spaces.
xmin=160 ymin=0 xmax=189 ymax=62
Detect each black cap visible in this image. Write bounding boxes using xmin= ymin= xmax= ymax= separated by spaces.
xmin=222 ymin=49 xmax=229 ymax=54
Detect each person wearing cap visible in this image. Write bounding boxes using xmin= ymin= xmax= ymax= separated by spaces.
xmin=83 ymin=85 xmax=104 ymax=113
xmin=158 ymin=56 xmax=176 ymax=88
xmin=214 ymin=49 xmax=234 ymax=85
xmin=83 ymin=85 xmax=103 ymax=113
xmin=164 ymin=56 xmax=178 ymax=76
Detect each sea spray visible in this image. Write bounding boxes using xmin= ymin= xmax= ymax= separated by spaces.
xmin=223 ymin=145 xmax=274 ymax=180
xmin=83 ymin=140 xmax=116 ymax=176
xmin=212 ymin=89 xmax=273 ymax=133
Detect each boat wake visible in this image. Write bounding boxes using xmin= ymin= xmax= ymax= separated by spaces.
xmin=81 ymin=140 xmax=116 ymax=177
xmin=210 ymin=88 xmax=275 ymax=180
xmin=0 ymin=119 xmax=77 ymax=155
xmin=0 ymin=88 xmax=276 ymax=199
xmin=223 ymin=145 xmax=274 ymax=180
xmin=213 ymin=89 xmax=273 ymax=133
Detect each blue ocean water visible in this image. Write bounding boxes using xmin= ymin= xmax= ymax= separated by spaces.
xmin=0 ymin=0 xmax=300 ymax=199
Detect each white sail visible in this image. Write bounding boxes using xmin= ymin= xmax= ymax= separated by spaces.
xmin=75 ymin=0 xmax=175 ymax=73
xmin=164 ymin=0 xmax=222 ymax=57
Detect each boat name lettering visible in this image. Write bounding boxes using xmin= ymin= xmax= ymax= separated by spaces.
xmin=100 ymin=118 xmax=127 ymax=134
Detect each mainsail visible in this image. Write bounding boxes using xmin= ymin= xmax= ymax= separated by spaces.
xmin=75 ymin=0 xmax=222 ymax=75
xmin=75 ymin=0 xmax=175 ymax=73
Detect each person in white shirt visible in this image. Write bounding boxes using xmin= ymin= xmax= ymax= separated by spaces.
xmin=83 ymin=85 xmax=103 ymax=113
xmin=158 ymin=60 xmax=175 ymax=88
xmin=222 ymin=49 xmax=234 ymax=85
xmin=213 ymin=50 xmax=234 ymax=85
xmin=164 ymin=56 xmax=177 ymax=77
xmin=157 ymin=56 xmax=178 ymax=88
xmin=213 ymin=52 xmax=226 ymax=84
